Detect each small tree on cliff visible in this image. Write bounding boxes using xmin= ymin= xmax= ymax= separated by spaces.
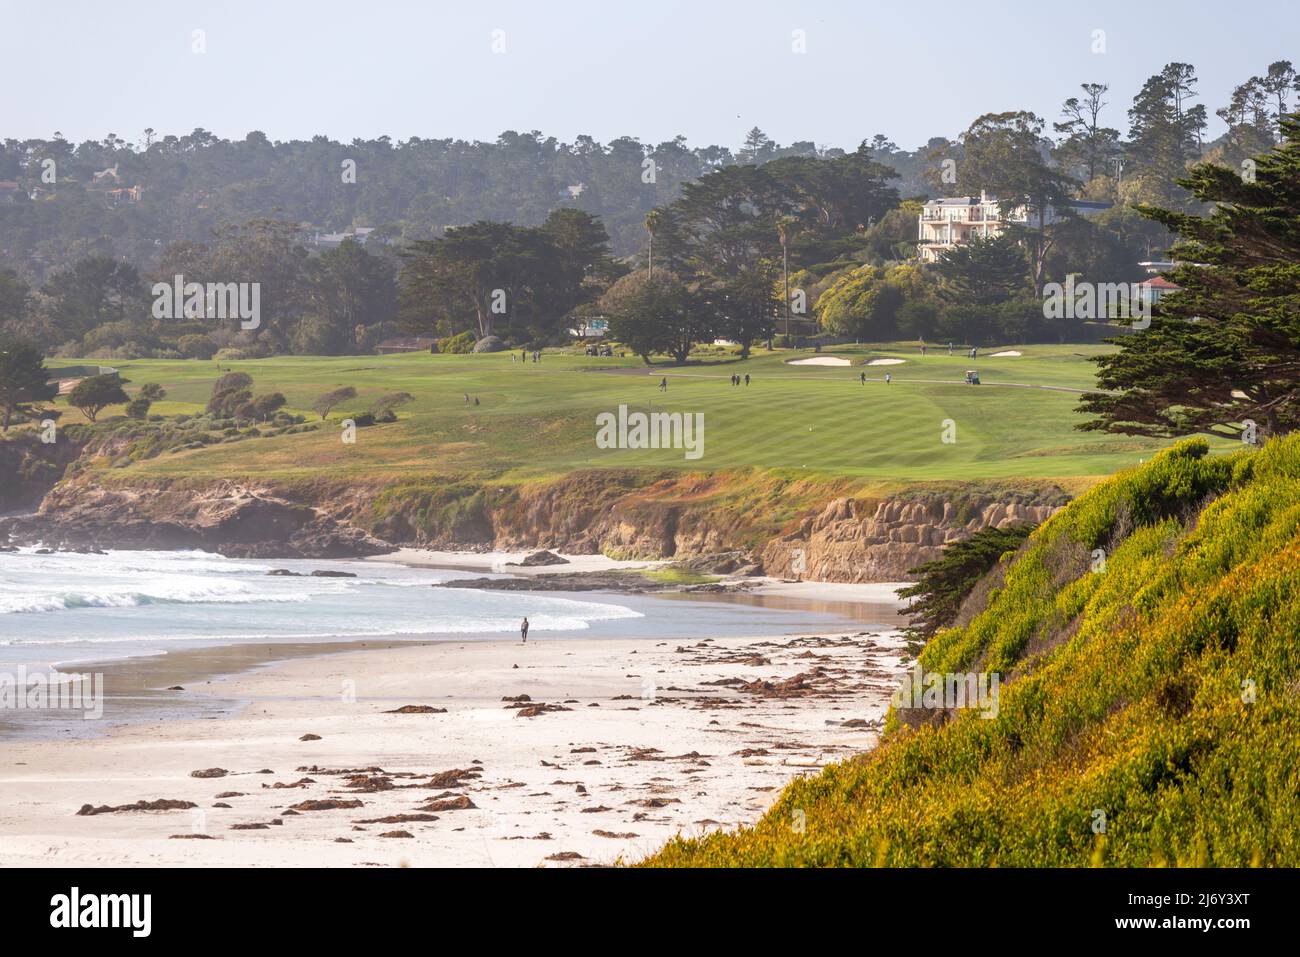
xmin=898 ymin=523 xmax=1037 ymax=647
xmin=67 ymin=374 xmax=129 ymax=423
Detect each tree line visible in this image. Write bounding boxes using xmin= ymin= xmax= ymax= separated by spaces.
xmin=0 ymin=59 xmax=1294 ymax=367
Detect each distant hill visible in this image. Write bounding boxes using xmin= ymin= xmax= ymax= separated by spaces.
xmin=0 ymin=129 xmax=935 ymax=283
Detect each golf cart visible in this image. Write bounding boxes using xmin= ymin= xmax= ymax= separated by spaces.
xmin=965 ymin=370 xmax=981 ymax=385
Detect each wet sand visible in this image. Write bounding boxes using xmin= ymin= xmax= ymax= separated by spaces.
xmin=0 ymin=628 xmax=909 ymax=867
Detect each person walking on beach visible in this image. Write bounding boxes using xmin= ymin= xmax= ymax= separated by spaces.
xmin=521 ymin=616 xmax=529 ymax=643
xmin=659 ymin=377 xmax=667 ymax=391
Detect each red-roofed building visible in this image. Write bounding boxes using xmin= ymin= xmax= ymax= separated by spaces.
xmin=1138 ymin=275 xmax=1181 ymax=307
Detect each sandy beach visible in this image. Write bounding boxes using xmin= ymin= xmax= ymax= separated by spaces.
xmin=0 ymin=625 xmax=909 ymax=867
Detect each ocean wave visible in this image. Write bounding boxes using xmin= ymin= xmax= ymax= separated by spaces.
xmin=0 ymin=549 xmax=273 ymax=577
xmin=0 ymin=585 xmax=314 ymax=615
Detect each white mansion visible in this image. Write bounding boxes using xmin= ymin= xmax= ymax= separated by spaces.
xmin=918 ymin=190 xmax=1112 ymax=263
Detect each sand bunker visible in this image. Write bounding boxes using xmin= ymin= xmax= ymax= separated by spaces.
xmin=866 ymin=358 xmax=905 ymax=366
xmin=788 ymin=356 xmax=851 ymax=366
xmin=989 ymin=350 xmax=1022 ymax=357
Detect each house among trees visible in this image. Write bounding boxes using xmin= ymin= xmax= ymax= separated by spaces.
xmin=105 ymin=185 xmax=143 ymax=205
xmin=1137 ymin=275 xmax=1181 ymax=307
xmin=917 ymin=190 xmax=1112 ymax=262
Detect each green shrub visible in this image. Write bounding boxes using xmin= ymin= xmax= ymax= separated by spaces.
xmin=437 ymin=331 xmax=476 ymax=354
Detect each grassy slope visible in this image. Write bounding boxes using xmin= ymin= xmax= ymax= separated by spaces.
xmin=55 ymin=344 xmax=1230 ymax=487
xmin=646 ymin=435 xmax=1300 ymax=866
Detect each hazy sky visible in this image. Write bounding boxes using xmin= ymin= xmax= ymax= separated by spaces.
xmin=4 ymin=0 xmax=1297 ymax=151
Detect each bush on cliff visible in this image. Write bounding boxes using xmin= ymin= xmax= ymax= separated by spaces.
xmin=647 ymin=434 xmax=1300 ymax=866
xmin=898 ymin=522 xmax=1036 ymax=647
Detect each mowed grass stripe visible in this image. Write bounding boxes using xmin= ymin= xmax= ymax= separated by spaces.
xmin=69 ymin=345 xmax=1234 ymax=484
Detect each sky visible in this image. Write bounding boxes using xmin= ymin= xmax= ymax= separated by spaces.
xmin=3 ymin=0 xmax=1297 ymax=151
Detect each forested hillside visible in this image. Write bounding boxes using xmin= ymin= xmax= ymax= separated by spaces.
xmin=0 ymin=127 xmax=873 ymax=282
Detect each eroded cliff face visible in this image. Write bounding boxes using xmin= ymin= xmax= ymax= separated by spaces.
xmin=3 ymin=479 xmax=392 ymax=558
xmin=759 ymin=497 xmax=1062 ymax=582
xmin=2 ymin=467 xmax=1067 ymax=582
xmin=0 ymin=432 xmax=86 ymax=512
xmin=488 ymin=473 xmax=754 ymax=558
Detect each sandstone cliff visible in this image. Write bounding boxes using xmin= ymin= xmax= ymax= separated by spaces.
xmin=1 ymin=465 xmax=1066 ymax=582
xmin=759 ymin=496 xmax=1061 ymax=582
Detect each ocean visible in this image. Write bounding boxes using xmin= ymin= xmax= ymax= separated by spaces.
xmin=0 ymin=548 xmax=872 ymax=675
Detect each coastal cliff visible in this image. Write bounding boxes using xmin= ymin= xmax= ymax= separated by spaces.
xmin=1 ymin=455 xmax=1066 ymax=580
xmin=759 ymin=496 xmax=1060 ymax=582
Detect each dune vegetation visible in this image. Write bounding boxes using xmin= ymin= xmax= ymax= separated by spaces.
xmin=647 ymin=434 xmax=1300 ymax=866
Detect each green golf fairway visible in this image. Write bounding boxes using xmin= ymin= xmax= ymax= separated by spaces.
xmin=70 ymin=343 xmax=1234 ymax=486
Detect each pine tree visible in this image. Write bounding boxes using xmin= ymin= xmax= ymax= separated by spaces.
xmin=1077 ymin=115 xmax=1300 ymax=439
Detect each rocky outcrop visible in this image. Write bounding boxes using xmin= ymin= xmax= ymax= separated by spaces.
xmin=507 ymin=549 xmax=569 ymax=567
xmin=0 ymin=480 xmax=393 ymax=559
xmin=760 ymin=497 xmax=1061 ymax=582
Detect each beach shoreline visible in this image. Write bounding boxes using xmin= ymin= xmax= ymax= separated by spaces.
xmin=0 ymin=547 xmax=912 ymax=867
xmin=4 ymin=544 xmax=906 ymax=736
xmin=0 ymin=627 xmax=910 ymax=867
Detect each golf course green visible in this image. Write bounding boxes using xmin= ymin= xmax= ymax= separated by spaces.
xmin=64 ymin=342 xmax=1235 ymax=487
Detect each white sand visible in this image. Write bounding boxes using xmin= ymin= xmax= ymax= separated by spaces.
xmin=0 ymin=631 xmax=908 ymax=868
xmin=866 ymin=358 xmax=905 ymax=366
xmin=787 ymin=356 xmax=851 ymax=367
xmin=989 ymin=350 xmax=1022 ymax=357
